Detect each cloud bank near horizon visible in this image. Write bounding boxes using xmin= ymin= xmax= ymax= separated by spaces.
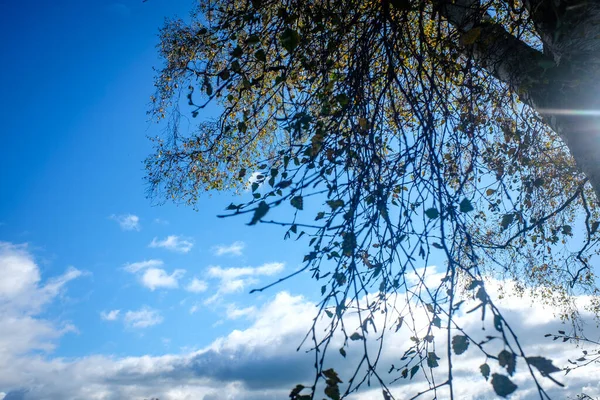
xmin=0 ymin=243 xmax=599 ymax=400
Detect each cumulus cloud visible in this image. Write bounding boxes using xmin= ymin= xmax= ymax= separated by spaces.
xmin=3 ymin=287 xmax=600 ymax=400
xmin=149 ymin=235 xmax=194 ymax=253
xmin=0 ymin=242 xmax=82 ymax=395
xmin=124 ymin=307 xmax=163 ymax=328
xmin=2 ymin=254 xmax=599 ymax=400
xmin=124 ymin=259 xmax=186 ymax=291
xmin=186 ymin=278 xmax=208 ymax=293
xmin=141 ymin=268 xmax=185 ymax=291
xmin=100 ymin=310 xmax=120 ymax=321
xmin=109 ymin=214 xmax=140 ymax=231
xmin=212 ymin=241 xmax=246 ymax=257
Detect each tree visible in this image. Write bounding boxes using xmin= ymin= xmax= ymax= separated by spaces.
xmin=146 ymin=0 xmax=600 ymax=398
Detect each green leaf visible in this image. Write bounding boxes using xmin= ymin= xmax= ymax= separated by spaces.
xmin=526 ymin=356 xmax=561 ymax=377
xmin=342 ymin=232 xmax=356 ymax=256
xmin=395 ymin=316 xmax=404 ymax=332
xmin=452 ymin=335 xmax=469 ymax=355
xmin=459 ymin=198 xmax=474 ymax=213
xmin=409 ymin=365 xmax=419 ymax=379
xmin=494 ymin=315 xmax=503 ymax=332
xmin=327 ymin=199 xmax=345 ymax=211
xmin=279 ymin=28 xmax=300 ymax=53
xmin=276 ymin=180 xmax=292 ymax=189
xmin=218 ymin=69 xmax=230 ymax=80
xmin=498 ymin=350 xmax=516 ymax=376
xmin=254 ymin=49 xmax=266 ymax=61
xmin=248 ymin=201 xmax=269 ymax=225
xmin=336 ymin=93 xmax=350 ymax=107
xmin=322 ymin=368 xmax=342 ymax=383
xmin=500 ymin=213 xmax=514 ymax=230
xmin=324 ymin=385 xmax=340 ymax=400
xmin=491 ymin=373 xmax=518 ymax=398
xmin=339 ymin=347 xmax=346 ymax=358
xmin=427 ymin=352 xmax=440 ymax=368
xmin=231 ymin=46 xmax=243 ymax=58
xmin=289 ymin=384 xmax=305 ymax=397
xmin=480 ymin=363 xmax=490 ymax=381
xmin=291 ymin=195 xmax=304 ymax=210
xmin=425 ymin=208 xmax=439 ymax=219
xmin=350 ymin=332 xmax=363 ymax=341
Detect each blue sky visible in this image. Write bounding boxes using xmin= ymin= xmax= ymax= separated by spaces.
xmin=0 ymin=0 xmax=314 ymax=355
xmin=1 ymin=1 xmax=600 ymax=399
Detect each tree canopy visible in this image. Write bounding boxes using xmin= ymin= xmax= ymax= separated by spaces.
xmin=146 ymin=0 xmax=600 ymax=398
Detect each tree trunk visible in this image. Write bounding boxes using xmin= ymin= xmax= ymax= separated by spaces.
xmin=438 ymin=0 xmax=600 ymax=201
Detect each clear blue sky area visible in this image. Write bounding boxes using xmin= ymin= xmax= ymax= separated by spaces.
xmin=0 ymin=0 xmax=312 ymax=358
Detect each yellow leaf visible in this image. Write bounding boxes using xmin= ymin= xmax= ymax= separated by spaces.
xmin=358 ymin=118 xmax=368 ymax=129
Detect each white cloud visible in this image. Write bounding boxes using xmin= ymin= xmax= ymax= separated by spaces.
xmin=186 ymin=278 xmax=208 ymax=293
xmin=204 ymin=263 xmax=284 ymax=302
xmin=189 ymin=304 xmax=201 ymax=314
xmin=124 ymin=260 xmax=186 ymax=291
xmin=1 ymin=251 xmax=599 ymax=400
xmin=208 ymin=262 xmax=284 ymax=281
xmin=213 ymin=241 xmax=246 ymax=257
xmin=141 ymin=268 xmax=185 ymax=291
xmin=100 ymin=310 xmax=120 ymax=321
xmin=149 ymin=235 xmax=194 ymax=253
xmin=110 ymin=214 xmax=140 ymax=231
xmin=123 ymin=259 xmax=163 ymax=273
xmin=124 ymin=307 xmax=163 ymax=328
xmin=0 ymin=242 xmax=81 ymax=381
xmin=1 ymin=285 xmax=600 ymax=399
xmin=226 ymin=304 xmax=257 ymax=320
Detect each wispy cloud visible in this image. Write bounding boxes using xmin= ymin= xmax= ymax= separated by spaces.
xmin=225 ymin=304 xmax=257 ymax=320
xmin=124 ymin=307 xmax=163 ymax=328
xmin=212 ymin=241 xmax=245 ymax=257
xmin=100 ymin=310 xmax=120 ymax=321
xmin=204 ymin=262 xmax=284 ymax=304
xmin=186 ymin=278 xmax=208 ymax=293
xmin=109 ymin=214 xmax=140 ymax=231
xmin=149 ymin=235 xmax=193 ymax=253
xmin=123 ymin=259 xmax=164 ymax=273
xmin=140 ymin=268 xmax=185 ymax=291
xmin=207 ymin=262 xmax=284 ymax=281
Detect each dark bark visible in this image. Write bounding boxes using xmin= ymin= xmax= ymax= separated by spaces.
xmin=438 ymin=0 xmax=600 ymax=201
